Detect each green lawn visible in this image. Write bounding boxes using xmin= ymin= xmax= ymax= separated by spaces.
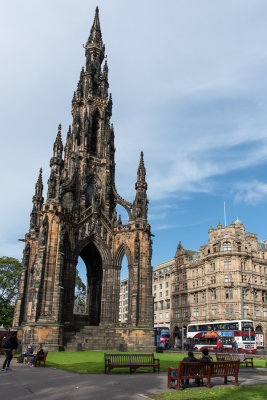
xmin=150 ymin=385 xmax=267 ymax=400
xmin=45 ymin=351 xmax=267 ymax=374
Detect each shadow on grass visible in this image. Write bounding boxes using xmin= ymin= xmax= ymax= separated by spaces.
xmin=46 ymin=361 xmax=159 ymax=375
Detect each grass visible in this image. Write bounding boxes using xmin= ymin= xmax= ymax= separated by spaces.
xmin=45 ymin=351 xmax=267 ymax=374
xmin=150 ymin=385 xmax=267 ymax=400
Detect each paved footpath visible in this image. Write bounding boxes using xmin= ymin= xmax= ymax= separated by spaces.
xmin=1 ymin=359 xmax=267 ymax=400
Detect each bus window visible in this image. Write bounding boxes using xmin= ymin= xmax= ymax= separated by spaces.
xmin=242 ymin=321 xmax=254 ymax=331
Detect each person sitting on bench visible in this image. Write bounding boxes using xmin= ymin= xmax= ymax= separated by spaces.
xmin=181 ymin=351 xmax=198 ymax=386
xmin=18 ymin=345 xmax=33 ymax=363
xmin=29 ymin=344 xmax=44 ymax=367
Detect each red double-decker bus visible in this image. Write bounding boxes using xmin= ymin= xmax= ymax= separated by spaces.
xmin=186 ymin=319 xmax=256 ymax=354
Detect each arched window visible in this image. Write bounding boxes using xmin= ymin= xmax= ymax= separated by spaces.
xmin=223 ymin=242 xmax=231 ymax=252
xmin=119 ymin=255 xmax=129 ymax=323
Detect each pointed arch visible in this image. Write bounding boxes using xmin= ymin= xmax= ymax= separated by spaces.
xmin=76 ymin=234 xmax=112 ymax=267
xmin=114 ymin=243 xmax=133 ymax=267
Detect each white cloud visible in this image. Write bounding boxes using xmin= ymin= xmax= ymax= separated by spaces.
xmin=2 ymin=0 xmax=267 ymax=258
xmin=234 ymin=180 xmax=267 ymax=204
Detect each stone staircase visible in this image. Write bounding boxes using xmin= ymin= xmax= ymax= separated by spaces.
xmin=64 ymin=325 xmax=128 ymax=351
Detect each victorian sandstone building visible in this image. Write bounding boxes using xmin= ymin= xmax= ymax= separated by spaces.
xmin=170 ymin=220 xmax=267 ymax=345
xmin=13 ymin=8 xmax=154 ymax=351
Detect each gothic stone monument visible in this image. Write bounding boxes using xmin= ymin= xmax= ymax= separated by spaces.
xmin=13 ymin=8 xmax=154 ymax=351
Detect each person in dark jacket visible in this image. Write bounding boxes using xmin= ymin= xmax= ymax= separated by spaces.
xmin=29 ymin=344 xmax=44 ymax=367
xmin=181 ymin=351 xmax=198 ymax=386
xmin=182 ymin=351 xmax=198 ymax=363
xmin=1 ymin=333 xmax=18 ymax=371
xmin=199 ymin=348 xmax=213 ymax=362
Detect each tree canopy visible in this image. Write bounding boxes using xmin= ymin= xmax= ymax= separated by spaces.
xmin=0 ymin=256 xmax=22 ymax=328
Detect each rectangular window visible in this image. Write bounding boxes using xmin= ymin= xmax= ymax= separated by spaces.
xmin=244 ymin=305 xmax=249 ymax=317
xmin=166 ymin=282 xmax=169 ymax=288
xmin=192 ymin=281 xmax=195 ymax=288
xmin=211 ymin=276 xmax=216 ymax=284
xmin=194 ymin=293 xmax=198 ymax=304
xmin=225 ymin=289 xmax=233 ymax=299
xmin=225 ymin=274 xmax=229 ymax=283
xmin=182 ymin=295 xmax=187 ymax=305
xmin=175 ymin=310 xmax=180 ymax=319
xmin=202 ymin=279 xmax=205 ymax=286
xmin=202 ymin=292 xmax=206 ymax=302
xmin=254 ymin=277 xmax=258 ymax=284
xmin=166 ymin=290 xmax=169 ymax=296
xmin=183 ymin=308 xmax=188 ymax=318
xmin=154 ymin=302 xmax=158 ymax=311
xmin=166 ymin=300 xmax=170 ymax=309
xmin=159 ymin=283 xmax=162 ymax=289
xmin=263 ymin=307 xmax=267 ymax=317
xmin=226 ymin=304 xmax=234 ymax=314
xmin=193 ymin=308 xmax=199 ymax=317
xmin=196 ymin=280 xmax=199 ymax=287
xmin=224 ymin=260 xmax=231 ymax=269
xmin=175 ymin=297 xmax=179 ymax=306
xmin=159 ymin=292 xmax=162 ymax=298
xmin=182 ymin=283 xmax=187 ymax=290
xmin=211 ymin=305 xmax=217 ymax=315
xmin=159 ymin=313 xmax=162 ymax=319
xmin=211 ymin=290 xmax=216 ymax=300
xmin=160 ymin=301 xmax=163 ymax=310
xmin=154 ymin=285 xmax=157 ymax=291
xmin=165 ymin=312 xmax=169 ymax=319
xmin=202 ymin=306 xmax=206 ymax=316
xmin=255 ymin=306 xmax=260 ymax=316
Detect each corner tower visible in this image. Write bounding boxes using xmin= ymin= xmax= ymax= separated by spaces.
xmin=13 ymin=8 xmax=154 ymax=352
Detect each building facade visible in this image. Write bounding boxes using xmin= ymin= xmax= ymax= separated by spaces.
xmin=119 ymin=279 xmax=128 ymax=323
xmin=153 ymin=260 xmax=173 ymax=329
xmin=171 ymin=220 xmax=267 ymax=346
xmin=13 ymin=8 xmax=154 ymax=351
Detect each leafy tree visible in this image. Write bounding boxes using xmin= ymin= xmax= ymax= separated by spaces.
xmin=75 ymin=270 xmax=86 ymax=312
xmin=0 ymin=257 xmax=22 ymax=328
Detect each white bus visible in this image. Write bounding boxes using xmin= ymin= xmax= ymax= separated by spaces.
xmin=187 ymin=319 xmax=256 ymax=354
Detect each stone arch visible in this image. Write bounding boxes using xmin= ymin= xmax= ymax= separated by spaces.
xmin=255 ymin=325 xmax=263 ymax=332
xmin=114 ymin=243 xmax=133 ymax=267
xmin=76 ymin=234 xmax=112 ymax=267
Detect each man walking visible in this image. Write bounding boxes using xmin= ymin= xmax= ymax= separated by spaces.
xmin=1 ymin=332 xmax=18 ymax=371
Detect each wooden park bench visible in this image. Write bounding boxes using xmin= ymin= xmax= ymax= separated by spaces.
xmin=168 ymin=360 xmax=240 ymax=390
xmin=34 ymin=351 xmax=48 ymax=367
xmin=104 ymin=353 xmax=160 ymax=374
xmin=216 ymin=352 xmax=253 ymax=368
xmin=24 ymin=351 xmax=48 ymax=367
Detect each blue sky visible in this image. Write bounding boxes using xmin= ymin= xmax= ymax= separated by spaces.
xmin=1 ymin=0 xmax=267 ymax=283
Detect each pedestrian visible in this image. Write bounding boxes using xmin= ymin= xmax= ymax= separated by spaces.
xmin=232 ymin=339 xmax=236 ymax=354
xmin=216 ymin=339 xmax=222 ymax=353
xmin=1 ymin=332 xmax=18 ymax=372
xmin=235 ymin=341 xmax=239 ymax=354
